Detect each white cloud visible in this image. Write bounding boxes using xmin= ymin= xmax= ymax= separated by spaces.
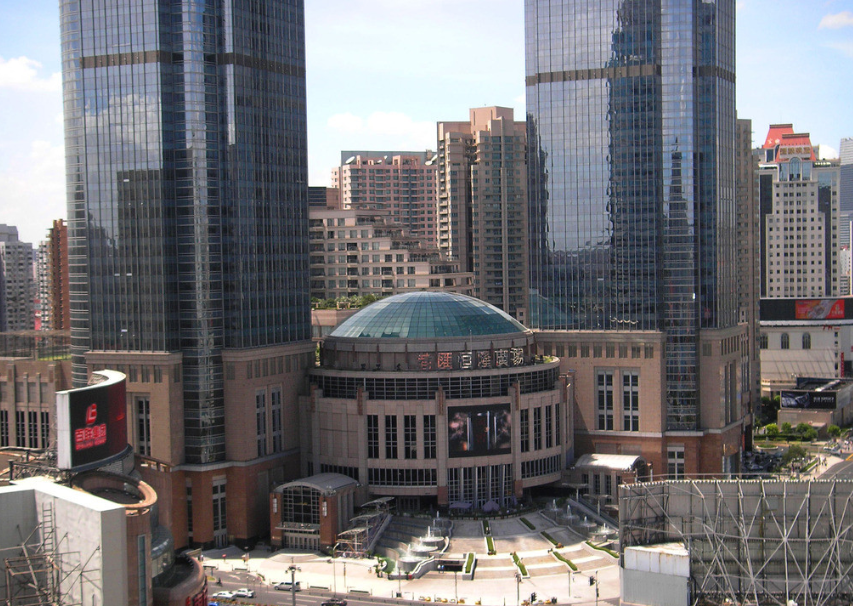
xmin=0 ymin=56 xmax=61 ymax=93
xmin=0 ymin=140 xmax=66 ymax=244
xmin=327 ymin=112 xmax=364 ymax=133
xmin=816 ymin=144 xmax=839 ymax=160
xmin=736 ymin=1 xmax=745 ymax=11
xmin=819 ymin=11 xmax=853 ymax=29
xmin=826 ymin=41 xmax=853 ymax=58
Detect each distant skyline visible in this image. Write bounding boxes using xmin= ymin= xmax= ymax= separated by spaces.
xmin=1 ymin=0 xmax=852 ymax=245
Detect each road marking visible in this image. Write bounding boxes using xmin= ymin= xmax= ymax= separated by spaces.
xmin=846 ymin=453 xmax=853 ymax=462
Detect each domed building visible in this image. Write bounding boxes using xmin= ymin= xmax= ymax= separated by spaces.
xmin=302 ymin=292 xmax=571 ymax=511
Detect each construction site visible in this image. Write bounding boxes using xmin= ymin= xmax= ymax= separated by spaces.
xmin=619 ymin=479 xmax=853 ymax=606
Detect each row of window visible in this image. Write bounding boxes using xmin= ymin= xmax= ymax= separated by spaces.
xmin=367 ymin=414 xmax=437 ymax=460
xmin=313 ymin=367 xmax=559 ymax=400
xmin=519 ymin=404 xmax=562 ymax=452
xmin=596 ymin=371 xmax=640 ymax=431
xmin=0 ymin=409 xmax=50 ymax=449
xmin=541 ymin=343 xmax=655 ymax=360
xmin=759 ymin=332 xmax=814 ymax=350
xmin=0 ymin=381 xmax=53 ymax=404
xmin=367 ymin=467 xmax=438 ymax=487
xmin=520 ymin=455 xmax=562 ymax=479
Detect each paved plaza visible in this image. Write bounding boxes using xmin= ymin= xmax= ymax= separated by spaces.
xmin=203 ymin=510 xmax=619 ymax=606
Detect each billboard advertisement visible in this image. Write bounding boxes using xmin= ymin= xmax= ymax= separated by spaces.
xmin=780 ymin=390 xmax=837 ymax=410
xmin=448 ymin=404 xmax=511 ymax=457
xmin=56 ymin=370 xmax=131 ymax=471
xmin=795 ymin=299 xmax=845 ymax=320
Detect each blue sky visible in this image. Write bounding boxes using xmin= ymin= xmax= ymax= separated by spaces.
xmin=1 ymin=0 xmax=851 ymax=245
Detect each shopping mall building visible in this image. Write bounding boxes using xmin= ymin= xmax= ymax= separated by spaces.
xmin=300 ymin=292 xmax=572 ymax=511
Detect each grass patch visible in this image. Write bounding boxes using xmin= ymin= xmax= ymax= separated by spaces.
xmin=802 ymin=458 xmax=819 ymax=473
xmin=541 ymin=532 xmax=562 ymax=548
xmin=510 ymin=552 xmax=527 ymax=576
xmin=585 ymin=541 xmax=618 ymax=558
xmin=552 ymin=550 xmax=577 ymax=571
xmin=482 ymin=519 xmax=490 ymax=535
xmin=520 ymin=517 xmax=535 ymax=530
xmin=464 ymin=552 xmax=475 ymax=574
xmin=486 ymin=536 xmax=496 ymax=555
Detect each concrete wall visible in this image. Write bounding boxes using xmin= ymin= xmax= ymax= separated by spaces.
xmin=621 ymin=544 xmax=690 ymax=606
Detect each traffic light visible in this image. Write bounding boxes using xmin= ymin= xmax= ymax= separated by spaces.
xmin=530 ymin=593 xmax=537 ymax=602
xmin=589 ymin=576 xmax=595 ymax=586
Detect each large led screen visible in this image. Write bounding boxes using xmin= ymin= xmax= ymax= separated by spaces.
xmin=56 ymin=370 xmax=130 ymax=471
xmin=448 ymin=404 xmax=511 ymax=457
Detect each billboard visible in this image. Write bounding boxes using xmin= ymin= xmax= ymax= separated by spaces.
xmin=780 ymin=390 xmax=837 ymax=410
xmin=56 ymin=370 xmax=131 ymax=471
xmin=448 ymin=404 xmax=511 ymax=457
xmin=795 ymin=299 xmax=845 ymax=320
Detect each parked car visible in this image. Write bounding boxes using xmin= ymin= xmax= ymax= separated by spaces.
xmin=211 ymin=591 xmax=235 ymax=599
xmin=321 ymin=599 xmax=347 ymax=606
xmin=232 ymin=588 xmax=255 ymax=598
xmin=274 ymin=581 xmax=301 ymax=591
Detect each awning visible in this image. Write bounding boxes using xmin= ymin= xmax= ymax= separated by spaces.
xmin=574 ymin=453 xmax=646 ymax=472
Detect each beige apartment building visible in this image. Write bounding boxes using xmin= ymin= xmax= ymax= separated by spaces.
xmin=436 ymin=107 xmax=528 ymax=319
xmin=331 ymin=151 xmax=438 ymax=246
xmin=759 ymin=124 xmax=841 ymax=298
xmin=309 ymin=208 xmax=472 ymax=301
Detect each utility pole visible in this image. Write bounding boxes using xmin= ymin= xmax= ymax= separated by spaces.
xmin=287 ymin=565 xmax=300 ymax=606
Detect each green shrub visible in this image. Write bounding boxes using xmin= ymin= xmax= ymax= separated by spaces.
xmin=511 ymin=552 xmax=527 ymax=576
xmin=486 ymin=536 xmax=496 ymax=555
xmin=781 ymin=422 xmax=793 ymax=434
xmin=829 ymin=425 xmax=842 ymax=438
xmin=520 ymin=517 xmax=535 ymax=530
xmin=765 ymin=423 xmax=779 ymax=438
xmin=585 ymin=541 xmax=618 ymax=558
xmin=541 ymin=532 xmax=559 ymax=547
xmin=552 ymin=550 xmax=577 ymax=570
xmin=482 ymin=520 xmax=490 ymax=535
xmin=464 ymin=552 xmax=475 ymax=574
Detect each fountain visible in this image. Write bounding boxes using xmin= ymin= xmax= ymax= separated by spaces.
xmin=563 ymin=504 xmax=579 ymax=525
xmin=398 ymin=546 xmax=426 ymax=573
xmin=420 ymin=526 xmax=445 ymax=548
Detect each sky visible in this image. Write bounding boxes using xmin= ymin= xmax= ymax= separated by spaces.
xmin=0 ymin=0 xmax=851 ymax=245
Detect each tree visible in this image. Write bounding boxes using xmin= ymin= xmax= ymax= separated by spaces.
xmin=781 ymin=444 xmax=808 ymax=466
xmin=765 ymin=423 xmax=780 ymax=439
xmin=828 ymin=425 xmax=842 ymax=438
xmin=781 ymin=422 xmax=793 ymax=434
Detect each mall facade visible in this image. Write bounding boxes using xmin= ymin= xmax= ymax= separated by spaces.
xmin=300 ymin=292 xmax=572 ymax=511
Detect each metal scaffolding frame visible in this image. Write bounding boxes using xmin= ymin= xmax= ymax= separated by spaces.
xmin=620 ymin=479 xmax=853 ymax=606
xmin=1 ymin=501 xmax=101 ymax=606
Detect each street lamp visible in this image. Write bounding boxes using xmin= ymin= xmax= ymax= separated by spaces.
xmin=515 ymin=572 xmax=522 ymax=606
xmin=454 ymin=570 xmax=458 ymax=603
xmin=286 ymin=565 xmax=300 ymax=606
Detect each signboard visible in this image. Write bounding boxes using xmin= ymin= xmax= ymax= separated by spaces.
xmin=448 ymin=404 xmax=511 ymax=457
xmin=795 ymin=299 xmax=845 ymax=320
xmin=56 ymin=370 xmax=130 ymax=471
xmin=780 ymin=390 xmax=837 ymax=410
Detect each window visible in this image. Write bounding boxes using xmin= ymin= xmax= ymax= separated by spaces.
xmin=597 ymin=371 xmax=614 ymax=430
xmin=16 ymin=411 xmax=24 ymax=447
xmin=781 ymin=333 xmax=790 ymax=350
xmin=271 ymin=388 xmax=283 ymax=453
xmin=802 ymin=333 xmax=811 ymax=350
xmin=385 ymin=415 xmax=398 ymax=459
xmin=256 ymin=390 xmax=266 ymax=457
xmin=423 ymin=415 xmax=436 ymax=459
xmin=759 ymin=333 xmax=768 ymax=349
xmin=186 ymin=481 xmax=193 ymax=539
xmin=367 ymin=415 xmax=379 ymax=458
xmin=520 ymin=409 xmax=530 ymax=452
xmin=622 ymin=372 xmax=639 ymax=431
xmin=554 ymin=402 xmax=561 ymax=445
xmin=667 ymin=447 xmax=685 ymax=479
xmin=212 ymin=478 xmax=227 ymax=547
xmin=136 ymin=397 xmax=151 ymax=456
xmin=404 ymin=415 xmax=417 ymax=459
xmin=28 ymin=411 xmax=37 ymax=448
xmin=0 ymin=410 xmax=7 ymax=447
xmin=545 ymin=405 xmax=553 ymax=448
xmin=533 ymin=407 xmax=542 ymax=450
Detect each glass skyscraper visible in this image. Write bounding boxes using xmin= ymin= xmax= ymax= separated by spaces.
xmin=61 ymin=0 xmax=311 ymax=546
xmin=526 ymin=0 xmax=738 ymax=432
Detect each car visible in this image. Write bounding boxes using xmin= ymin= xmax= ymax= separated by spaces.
xmin=232 ymin=588 xmax=255 ymax=598
xmin=321 ymin=600 xmax=347 ymax=606
xmin=274 ymin=581 xmax=301 ymax=591
xmin=211 ymin=591 xmax=235 ymax=599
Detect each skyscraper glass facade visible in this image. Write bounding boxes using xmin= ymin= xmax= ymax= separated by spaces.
xmin=60 ymin=0 xmax=310 ymax=463
xmin=525 ymin=0 xmax=737 ymax=429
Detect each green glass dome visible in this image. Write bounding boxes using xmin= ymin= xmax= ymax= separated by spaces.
xmin=330 ymin=292 xmax=528 ymax=339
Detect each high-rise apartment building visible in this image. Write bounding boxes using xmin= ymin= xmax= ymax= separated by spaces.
xmin=759 ymin=125 xmax=840 ymax=298
xmin=36 ymin=219 xmax=69 ymax=332
xmin=437 ymin=107 xmax=528 ymax=317
xmin=526 ymin=0 xmax=747 ymax=478
xmin=0 ymin=225 xmax=34 ymax=332
xmin=841 ymin=138 xmax=853 ymax=292
xmin=308 ymin=208 xmax=472 ymax=301
xmin=60 ymin=0 xmax=312 ymax=548
xmin=331 ymin=152 xmax=438 ymax=245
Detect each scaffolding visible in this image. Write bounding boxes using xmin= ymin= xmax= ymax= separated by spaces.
xmin=1 ymin=501 xmax=101 ymax=606
xmin=619 ymin=479 xmax=853 ymax=606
